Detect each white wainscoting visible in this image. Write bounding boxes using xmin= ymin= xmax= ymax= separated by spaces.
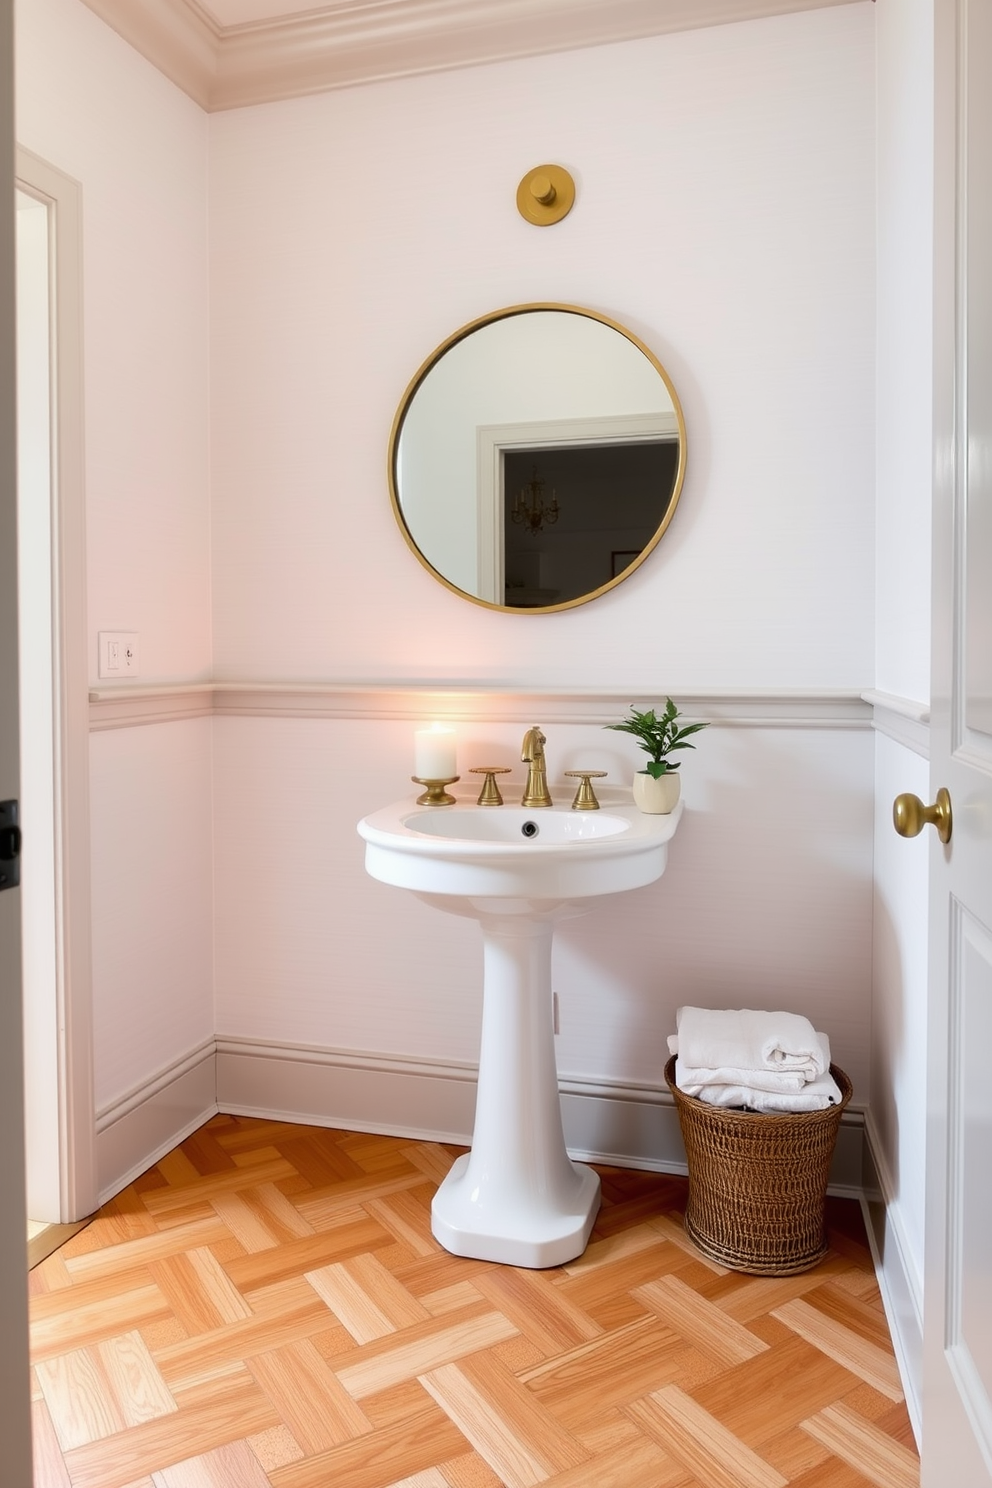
xmin=863 ymin=720 xmax=930 ymax=1450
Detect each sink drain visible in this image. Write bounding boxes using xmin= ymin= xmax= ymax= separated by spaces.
xmin=521 ymin=820 xmax=540 ymax=839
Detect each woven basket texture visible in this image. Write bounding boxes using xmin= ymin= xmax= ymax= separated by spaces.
xmin=665 ymin=1054 xmax=853 ymax=1276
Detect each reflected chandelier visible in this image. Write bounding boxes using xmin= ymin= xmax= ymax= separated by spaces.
xmin=511 ymin=467 xmax=560 ymax=535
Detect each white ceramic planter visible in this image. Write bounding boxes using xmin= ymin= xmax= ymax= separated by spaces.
xmin=632 ymin=769 xmax=681 ymax=814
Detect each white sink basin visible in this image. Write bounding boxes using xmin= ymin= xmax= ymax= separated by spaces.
xmin=357 ymin=788 xmax=683 ymax=1268
xmin=406 ymin=807 xmax=630 ymax=841
xmin=358 ymin=792 xmax=682 ymax=906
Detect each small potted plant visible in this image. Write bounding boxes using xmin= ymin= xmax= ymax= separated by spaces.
xmin=605 ymin=700 xmax=709 ymax=813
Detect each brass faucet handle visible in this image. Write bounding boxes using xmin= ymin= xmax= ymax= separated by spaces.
xmin=564 ymin=770 xmax=607 ymax=811
xmin=470 ymin=766 xmax=511 ymax=806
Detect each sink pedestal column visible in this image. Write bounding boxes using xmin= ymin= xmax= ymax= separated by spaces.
xmin=431 ymin=914 xmax=601 ymax=1267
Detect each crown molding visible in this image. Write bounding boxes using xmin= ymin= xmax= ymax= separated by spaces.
xmin=82 ymin=0 xmax=220 ymax=109
xmin=79 ymin=0 xmax=865 ymax=112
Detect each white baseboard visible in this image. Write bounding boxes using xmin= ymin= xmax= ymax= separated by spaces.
xmin=214 ymin=1034 xmax=865 ymax=1189
xmin=92 ymin=1032 xmax=869 ymax=1229
xmin=216 ymin=1037 xmax=479 ymax=1142
xmin=563 ymin=1076 xmax=864 ymax=1192
xmin=861 ymin=1113 xmax=924 ymax=1448
xmin=95 ymin=1038 xmax=218 ymax=1204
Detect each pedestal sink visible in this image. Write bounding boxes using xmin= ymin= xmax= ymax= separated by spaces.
xmin=357 ymin=790 xmax=682 ymax=1267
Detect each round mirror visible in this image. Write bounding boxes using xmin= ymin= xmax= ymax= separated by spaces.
xmin=388 ymin=304 xmax=686 ymax=613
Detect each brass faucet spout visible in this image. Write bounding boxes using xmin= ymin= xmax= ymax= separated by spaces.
xmin=521 ymin=726 xmax=553 ymax=808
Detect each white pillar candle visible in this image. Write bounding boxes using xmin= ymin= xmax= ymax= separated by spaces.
xmin=414 ymin=724 xmax=457 ymax=779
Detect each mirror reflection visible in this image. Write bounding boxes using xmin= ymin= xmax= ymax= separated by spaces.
xmin=389 ymin=305 xmax=686 ymax=612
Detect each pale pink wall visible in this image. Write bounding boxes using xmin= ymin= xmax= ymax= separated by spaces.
xmin=89 ymin=720 xmax=214 ymax=1111
xmin=876 ymin=0 xmax=933 ymax=707
xmin=207 ymin=4 xmax=876 ymax=690
xmin=16 ymin=0 xmax=213 ymax=686
xmin=15 ymin=0 xmax=215 ymax=1131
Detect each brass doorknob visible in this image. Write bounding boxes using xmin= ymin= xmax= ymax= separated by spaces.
xmin=893 ymin=787 xmax=953 ymax=844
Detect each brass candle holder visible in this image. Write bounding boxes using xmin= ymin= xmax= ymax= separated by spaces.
xmin=412 ymin=776 xmax=459 ymax=806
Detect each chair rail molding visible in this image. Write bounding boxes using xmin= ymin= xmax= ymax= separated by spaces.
xmin=861 ymin=689 xmax=931 ymax=759
xmin=89 ymin=681 xmax=873 ymax=731
xmin=79 ymin=0 xmax=864 ymax=111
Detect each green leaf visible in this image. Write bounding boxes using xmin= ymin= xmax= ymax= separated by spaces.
xmin=604 ymin=700 xmax=709 ymax=768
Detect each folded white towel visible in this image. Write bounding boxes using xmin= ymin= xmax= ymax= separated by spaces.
xmin=673 ymin=1062 xmax=809 ymax=1094
xmin=668 ymin=1032 xmax=832 ymax=1094
xmin=676 ymin=1007 xmax=829 ymax=1082
xmin=675 ymin=1059 xmax=843 ymax=1112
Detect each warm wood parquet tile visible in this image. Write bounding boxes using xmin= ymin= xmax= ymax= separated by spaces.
xmin=29 ymin=1115 xmax=918 ymax=1486
xmin=770 ymin=1300 xmax=904 ymax=1402
xmin=800 ymin=1403 xmax=921 ymax=1488
xmin=629 ymin=1385 xmax=790 ymax=1488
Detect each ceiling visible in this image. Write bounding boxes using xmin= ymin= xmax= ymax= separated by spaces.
xmin=79 ymin=0 xmax=865 ymax=112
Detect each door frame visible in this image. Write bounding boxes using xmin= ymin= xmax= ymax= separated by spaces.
xmin=16 ymin=146 xmax=96 ymax=1223
xmin=476 ymin=411 xmax=679 ymax=605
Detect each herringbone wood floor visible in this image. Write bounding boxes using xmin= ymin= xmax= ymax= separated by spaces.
xmin=29 ymin=1115 xmax=919 ymax=1488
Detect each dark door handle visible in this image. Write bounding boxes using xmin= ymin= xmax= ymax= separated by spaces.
xmin=0 ymin=824 xmax=21 ymax=859
xmin=0 ymin=801 xmax=20 ymax=890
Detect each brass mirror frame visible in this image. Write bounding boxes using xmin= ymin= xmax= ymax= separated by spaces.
xmin=387 ymin=303 xmax=687 ymax=614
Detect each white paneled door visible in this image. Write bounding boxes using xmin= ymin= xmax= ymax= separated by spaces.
xmin=924 ymin=1 xmax=992 ymax=1481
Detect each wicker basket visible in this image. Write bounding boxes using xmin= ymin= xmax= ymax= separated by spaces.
xmin=665 ymin=1054 xmax=852 ymax=1275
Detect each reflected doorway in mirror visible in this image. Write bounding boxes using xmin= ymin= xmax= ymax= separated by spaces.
xmin=500 ymin=439 xmax=678 ymax=608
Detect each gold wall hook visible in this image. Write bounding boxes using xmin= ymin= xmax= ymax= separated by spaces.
xmin=516 ymin=165 xmax=575 ymax=226
xmin=893 ymin=787 xmax=953 ymax=844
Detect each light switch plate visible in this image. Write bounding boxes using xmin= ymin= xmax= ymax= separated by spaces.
xmin=98 ymin=631 xmax=139 ymax=678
